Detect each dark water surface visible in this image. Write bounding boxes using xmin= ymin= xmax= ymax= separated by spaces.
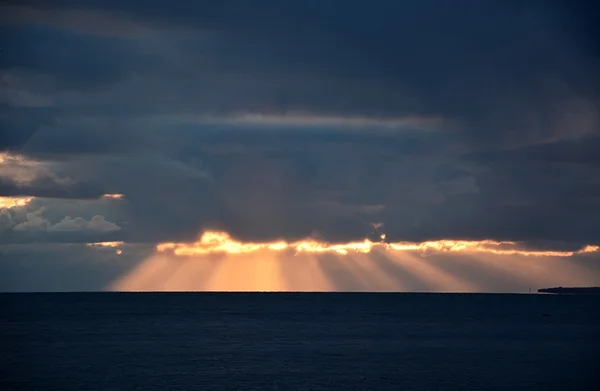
xmin=1 ymin=293 xmax=599 ymax=390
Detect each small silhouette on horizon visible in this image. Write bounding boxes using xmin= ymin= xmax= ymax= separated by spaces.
xmin=538 ymin=287 xmax=600 ymax=295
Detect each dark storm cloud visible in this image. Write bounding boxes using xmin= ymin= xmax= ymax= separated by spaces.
xmin=2 ymin=0 xmax=598 ymax=146
xmin=1 ymin=0 xmax=599 ymax=249
xmin=2 ymin=126 xmax=600 ymax=246
xmin=0 ymin=177 xmax=104 ymax=199
xmin=0 ymin=228 xmax=124 ymax=246
xmin=484 ymin=137 xmax=600 ymax=167
xmin=0 ymin=23 xmax=152 ymax=91
xmin=0 ymin=106 xmax=59 ymax=151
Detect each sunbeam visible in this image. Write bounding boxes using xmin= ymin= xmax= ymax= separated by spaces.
xmin=279 ymin=254 xmax=334 ymax=291
xmin=385 ymin=251 xmax=478 ymax=292
xmin=109 ymin=230 xmax=600 ymax=292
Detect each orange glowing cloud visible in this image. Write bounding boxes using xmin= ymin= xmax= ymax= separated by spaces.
xmin=0 ymin=152 xmax=29 ymax=164
xmin=86 ymin=241 xmax=125 ymax=255
xmin=86 ymin=241 xmax=125 ymax=248
xmin=0 ymin=152 xmax=74 ymax=186
xmin=156 ymin=231 xmax=599 ymax=258
xmin=101 ymin=193 xmax=125 ymax=200
xmin=0 ymin=152 xmax=42 ymax=184
xmin=0 ymin=196 xmax=34 ymax=209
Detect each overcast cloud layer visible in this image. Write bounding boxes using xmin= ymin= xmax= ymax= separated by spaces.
xmin=1 ymin=1 xmax=600 ymax=290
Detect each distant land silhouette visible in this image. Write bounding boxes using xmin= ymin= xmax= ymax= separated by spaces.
xmin=538 ymin=287 xmax=600 ymax=295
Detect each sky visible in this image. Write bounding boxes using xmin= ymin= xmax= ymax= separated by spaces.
xmin=1 ymin=0 xmax=599 ymax=292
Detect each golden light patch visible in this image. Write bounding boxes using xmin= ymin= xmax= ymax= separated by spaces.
xmin=86 ymin=241 xmax=125 ymax=248
xmin=0 ymin=196 xmax=34 ymax=209
xmin=101 ymin=193 xmax=125 ymax=200
xmin=156 ymin=231 xmax=599 ymax=258
xmin=86 ymin=241 xmax=125 ymax=255
xmin=110 ymin=230 xmax=600 ymax=292
xmin=0 ymin=152 xmax=28 ymax=164
xmin=0 ymin=152 xmax=42 ymax=184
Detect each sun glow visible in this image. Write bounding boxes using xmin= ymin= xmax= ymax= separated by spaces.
xmin=110 ymin=230 xmax=600 ymax=292
xmin=0 ymin=196 xmax=34 ymax=209
xmin=101 ymin=193 xmax=125 ymax=200
xmin=86 ymin=241 xmax=125 ymax=255
xmin=156 ymin=231 xmax=599 ymax=258
xmin=0 ymin=152 xmax=39 ymax=184
xmin=0 ymin=152 xmax=33 ymax=165
xmin=86 ymin=241 xmax=125 ymax=248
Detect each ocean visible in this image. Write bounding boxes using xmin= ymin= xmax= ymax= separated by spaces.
xmin=1 ymin=292 xmax=599 ymax=390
